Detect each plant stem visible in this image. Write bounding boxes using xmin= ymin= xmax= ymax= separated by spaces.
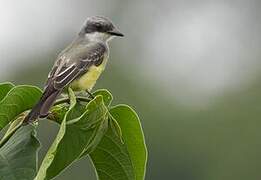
xmin=54 ymin=96 xmax=91 ymax=106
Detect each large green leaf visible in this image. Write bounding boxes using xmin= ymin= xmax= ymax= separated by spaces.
xmin=36 ymin=89 xmax=109 ymax=180
xmin=0 ymin=85 xmax=42 ymax=130
xmin=90 ymin=105 xmax=147 ymax=180
xmin=93 ymin=89 xmax=113 ymax=107
xmin=0 ymin=124 xmax=40 ymax=180
xmin=0 ymin=113 xmax=27 ymax=148
xmin=78 ymin=89 xmax=114 ymax=156
xmin=0 ymin=82 xmax=15 ymax=102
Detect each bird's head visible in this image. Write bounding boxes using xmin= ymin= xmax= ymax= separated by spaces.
xmin=80 ymin=16 xmax=124 ymax=42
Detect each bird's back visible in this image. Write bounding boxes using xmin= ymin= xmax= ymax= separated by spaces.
xmin=56 ymin=40 xmax=109 ymax=91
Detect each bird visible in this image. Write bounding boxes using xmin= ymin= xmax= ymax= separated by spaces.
xmin=24 ymin=16 xmax=124 ymax=123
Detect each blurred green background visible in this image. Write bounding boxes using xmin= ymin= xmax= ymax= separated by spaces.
xmin=1 ymin=0 xmax=261 ymax=179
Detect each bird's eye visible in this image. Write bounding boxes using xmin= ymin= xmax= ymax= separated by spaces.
xmin=95 ymin=23 xmax=103 ymax=30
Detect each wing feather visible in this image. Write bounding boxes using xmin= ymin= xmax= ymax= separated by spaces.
xmin=45 ymin=42 xmax=106 ymax=91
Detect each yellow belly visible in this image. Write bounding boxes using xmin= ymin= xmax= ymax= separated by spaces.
xmin=70 ymin=61 xmax=107 ymax=91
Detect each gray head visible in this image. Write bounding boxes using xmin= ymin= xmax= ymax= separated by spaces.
xmin=79 ymin=16 xmax=124 ymax=41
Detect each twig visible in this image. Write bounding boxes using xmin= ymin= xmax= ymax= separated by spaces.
xmin=54 ymin=96 xmax=92 ymax=106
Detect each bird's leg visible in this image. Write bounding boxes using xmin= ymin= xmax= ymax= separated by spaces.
xmin=86 ymin=90 xmax=95 ymax=99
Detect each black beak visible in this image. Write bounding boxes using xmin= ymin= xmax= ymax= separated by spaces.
xmin=108 ymin=29 xmax=124 ymax=37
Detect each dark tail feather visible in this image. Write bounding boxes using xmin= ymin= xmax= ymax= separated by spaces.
xmin=24 ymin=90 xmax=61 ymax=123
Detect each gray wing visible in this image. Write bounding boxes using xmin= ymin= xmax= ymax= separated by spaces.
xmin=45 ymin=42 xmax=107 ymax=90
xmin=25 ymin=42 xmax=107 ymax=123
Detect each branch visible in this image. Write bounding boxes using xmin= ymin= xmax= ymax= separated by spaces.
xmin=54 ymin=96 xmax=92 ymax=106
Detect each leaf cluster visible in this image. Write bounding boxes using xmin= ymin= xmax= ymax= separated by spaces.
xmin=0 ymin=82 xmax=147 ymax=180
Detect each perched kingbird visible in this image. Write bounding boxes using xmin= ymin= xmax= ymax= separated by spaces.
xmin=24 ymin=16 xmax=124 ymax=123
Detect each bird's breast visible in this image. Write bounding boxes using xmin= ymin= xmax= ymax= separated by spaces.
xmin=70 ymin=58 xmax=107 ymax=91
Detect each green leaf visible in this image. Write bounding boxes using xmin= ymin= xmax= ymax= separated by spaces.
xmin=77 ymin=89 xmax=113 ymax=156
xmin=0 ymin=124 xmax=40 ymax=180
xmin=90 ymin=105 xmax=147 ymax=180
xmin=48 ymin=105 xmax=68 ymax=124
xmin=0 ymin=82 xmax=15 ymax=102
xmin=0 ymin=113 xmax=26 ymax=148
xmin=79 ymin=116 xmax=108 ymax=157
xmin=0 ymin=85 xmax=42 ymax=130
xmin=36 ymin=89 xmax=109 ymax=180
xmin=93 ymin=89 xmax=113 ymax=107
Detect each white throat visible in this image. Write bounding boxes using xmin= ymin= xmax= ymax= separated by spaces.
xmin=85 ymin=32 xmax=114 ymax=42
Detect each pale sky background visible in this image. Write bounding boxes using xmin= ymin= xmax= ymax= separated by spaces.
xmin=0 ymin=0 xmax=261 ymax=107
